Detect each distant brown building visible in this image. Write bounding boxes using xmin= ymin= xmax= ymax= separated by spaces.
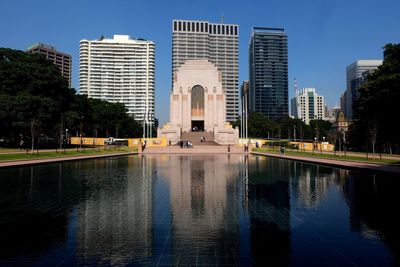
xmin=26 ymin=43 xmax=72 ymax=87
xmin=332 ymin=111 xmax=348 ymax=133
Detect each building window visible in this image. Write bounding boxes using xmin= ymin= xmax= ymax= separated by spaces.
xmin=209 ymin=24 xmax=212 ymax=33
xmin=183 ymin=21 xmax=186 ymax=31
xmin=188 ymin=22 xmax=191 ymax=31
xmin=201 ymin=23 xmax=204 ymax=32
xmin=196 ymin=22 xmax=199 ymax=32
xmin=174 ymin=21 xmax=177 ymax=31
xmin=222 ymin=25 xmax=225 ymax=34
xmin=235 ymin=26 xmax=238 ymax=35
xmin=192 ymin=22 xmax=195 ymax=31
xmin=230 ymin=25 xmax=234 ymax=35
xmin=218 ymin=25 xmax=221 ymax=34
xmin=213 ymin=25 xmax=216 ymax=34
xmin=178 ymin=21 xmax=181 ymax=31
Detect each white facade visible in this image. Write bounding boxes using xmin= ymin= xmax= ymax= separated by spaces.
xmin=291 ymin=88 xmax=326 ymax=125
xmin=79 ymin=35 xmax=155 ymax=122
xmin=172 ymin=20 xmax=239 ymax=122
xmin=158 ymin=60 xmax=239 ymax=144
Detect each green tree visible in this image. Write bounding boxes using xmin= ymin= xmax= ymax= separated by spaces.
xmin=309 ymin=119 xmax=332 ymax=142
xmin=351 ymin=43 xmax=400 ymax=153
xmin=247 ymin=112 xmax=279 ymax=138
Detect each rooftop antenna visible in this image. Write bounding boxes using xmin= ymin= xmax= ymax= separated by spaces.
xmin=221 ymin=14 xmax=225 ymax=24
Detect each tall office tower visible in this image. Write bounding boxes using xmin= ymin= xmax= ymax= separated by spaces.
xmin=291 ymin=88 xmax=326 ymax=125
xmin=344 ymin=60 xmax=382 ymax=120
xmin=26 ymin=43 xmax=72 ymax=87
xmin=79 ymin=35 xmax=155 ymax=123
xmin=172 ymin=20 xmax=239 ymax=122
xmin=249 ymin=27 xmax=288 ymax=120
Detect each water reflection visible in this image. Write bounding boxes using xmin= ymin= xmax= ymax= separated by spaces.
xmin=0 ymin=155 xmax=399 ymax=266
xmin=246 ymin=156 xmax=291 ymax=266
xmin=156 ymin=155 xmax=242 ymax=265
xmin=74 ymin=156 xmax=154 ymax=265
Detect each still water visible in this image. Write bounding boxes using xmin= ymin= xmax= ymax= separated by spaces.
xmin=0 ymin=154 xmax=399 ymax=266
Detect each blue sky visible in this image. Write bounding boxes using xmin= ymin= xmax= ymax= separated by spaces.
xmin=1 ymin=0 xmax=399 ymax=125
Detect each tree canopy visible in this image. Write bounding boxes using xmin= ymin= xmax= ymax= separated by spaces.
xmin=350 ymin=43 xmax=400 ymax=152
xmin=0 ymin=48 xmax=142 ymax=148
xmin=234 ymin=112 xmax=326 ymax=141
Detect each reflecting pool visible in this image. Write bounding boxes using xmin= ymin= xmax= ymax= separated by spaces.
xmin=0 ymin=155 xmax=399 ymax=266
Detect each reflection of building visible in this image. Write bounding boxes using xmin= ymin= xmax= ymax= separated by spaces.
xmin=75 ymin=157 xmax=153 ymax=265
xmin=249 ymin=27 xmax=288 ymax=120
xmin=341 ymin=172 xmax=400 ymax=264
xmin=247 ymin=156 xmax=291 ymax=266
xmin=291 ymin=88 xmax=326 ymax=125
xmin=26 ymin=43 xmax=72 ymax=87
xmin=158 ymin=60 xmax=239 ymax=144
xmin=342 ymin=60 xmax=382 ymax=121
xmin=294 ymin=165 xmax=337 ymax=209
xmin=172 ymin=20 xmax=239 ymax=122
xmin=79 ymin=35 xmax=155 ymax=122
xmin=159 ymin=154 xmax=242 ymax=266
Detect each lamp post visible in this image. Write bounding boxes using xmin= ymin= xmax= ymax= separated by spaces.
xmin=65 ymin=128 xmax=68 ymax=152
xmin=80 ymin=116 xmax=84 ymax=150
xmin=314 ymin=137 xmax=317 ymax=154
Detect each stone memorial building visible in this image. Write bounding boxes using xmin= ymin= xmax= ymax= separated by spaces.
xmin=158 ymin=60 xmax=239 ymax=144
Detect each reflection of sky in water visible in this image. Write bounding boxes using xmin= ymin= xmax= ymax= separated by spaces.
xmin=0 ymin=155 xmax=399 ymax=266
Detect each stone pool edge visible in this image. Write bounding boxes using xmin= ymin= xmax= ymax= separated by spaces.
xmin=0 ymin=152 xmax=138 ymax=168
xmin=251 ymin=151 xmax=400 ymax=174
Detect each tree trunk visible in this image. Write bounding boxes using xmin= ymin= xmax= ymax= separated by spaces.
xmin=59 ymin=114 xmax=64 ymax=150
xmin=30 ymin=118 xmax=36 ymax=154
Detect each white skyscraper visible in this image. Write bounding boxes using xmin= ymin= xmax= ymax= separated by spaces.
xmin=343 ymin=60 xmax=382 ymax=121
xmin=79 ymin=35 xmax=155 ymax=123
xmin=291 ymin=88 xmax=326 ymax=125
xmin=172 ymin=20 xmax=239 ymax=122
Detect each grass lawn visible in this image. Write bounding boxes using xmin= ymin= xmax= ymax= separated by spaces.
xmin=0 ymin=147 xmax=138 ymax=162
xmin=254 ymin=147 xmax=400 ymax=165
xmin=0 ymin=148 xmax=20 ymax=153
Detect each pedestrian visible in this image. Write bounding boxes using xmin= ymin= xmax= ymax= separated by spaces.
xmin=19 ymin=139 xmax=24 ymax=150
xmin=280 ymin=146 xmax=285 ymax=154
xmin=228 ymin=144 xmax=231 ymax=153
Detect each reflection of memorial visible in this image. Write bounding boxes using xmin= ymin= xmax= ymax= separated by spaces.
xmin=158 ymin=60 xmax=239 ymax=144
xmin=247 ymin=156 xmax=291 ymax=266
xmin=159 ymin=154 xmax=242 ymax=265
xmin=75 ymin=157 xmax=154 ymax=265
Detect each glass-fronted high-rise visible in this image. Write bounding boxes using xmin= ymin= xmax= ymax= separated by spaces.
xmin=172 ymin=20 xmax=239 ymax=122
xmin=249 ymin=27 xmax=288 ymax=120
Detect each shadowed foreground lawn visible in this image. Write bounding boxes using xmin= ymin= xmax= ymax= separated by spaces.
xmin=0 ymin=147 xmax=137 ymax=162
xmin=254 ymin=147 xmax=400 ymax=166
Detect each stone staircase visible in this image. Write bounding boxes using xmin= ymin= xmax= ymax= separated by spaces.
xmin=142 ymin=145 xmax=246 ymax=154
xmin=180 ymin=131 xmax=218 ymax=145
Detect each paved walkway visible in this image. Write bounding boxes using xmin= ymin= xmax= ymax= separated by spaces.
xmin=0 ymin=152 xmax=136 ymax=168
xmin=142 ymin=145 xmax=248 ymax=154
xmin=252 ymin=151 xmax=400 ymax=174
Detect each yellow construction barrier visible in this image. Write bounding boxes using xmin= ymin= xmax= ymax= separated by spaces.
xmin=70 ymin=137 xmax=168 ymax=148
xmin=239 ymin=138 xmax=334 ymax=152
